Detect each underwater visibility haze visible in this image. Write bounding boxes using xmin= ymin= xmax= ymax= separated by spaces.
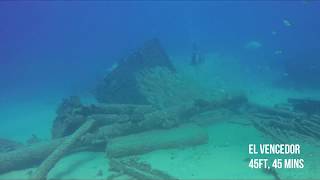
xmin=1 ymin=1 xmax=320 ymax=179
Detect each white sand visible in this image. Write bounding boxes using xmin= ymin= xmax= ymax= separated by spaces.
xmin=1 ymin=54 xmax=319 ymax=179
xmin=0 ymin=152 xmax=109 ymax=180
xmin=1 ymin=120 xmax=319 ymax=180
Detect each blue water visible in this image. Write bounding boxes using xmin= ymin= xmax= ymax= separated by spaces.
xmin=1 ymin=1 xmax=320 ymax=99
xmin=0 ymin=1 xmax=320 ymax=178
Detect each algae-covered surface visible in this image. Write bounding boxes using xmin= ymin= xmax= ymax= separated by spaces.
xmin=1 ymin=120 xmax=319 ymax=179
xmin=1 ymin=1 xmax=320 ymax=180
xmin=1 ymin=55 xmax=320 ymax=179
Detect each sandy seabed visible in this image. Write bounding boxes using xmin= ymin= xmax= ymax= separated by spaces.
xmin=0 ymin=119 xmax=319 ymax=180
xmin=1 ymin=58 xmax=320 ymax=179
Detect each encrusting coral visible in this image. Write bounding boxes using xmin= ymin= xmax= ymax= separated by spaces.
xmin=31 ymin=118 xmax=96 ymax=180
xmin=95 ymin=38 xmax=175 ymax=104
xmin=136 ymin=67 xmax=215 ymax=109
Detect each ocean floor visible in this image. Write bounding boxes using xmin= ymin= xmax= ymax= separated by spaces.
xmin=0 ymin=92 xmax=96 ymax=142
xmin=173 ymin=54 xmax=320 ymax=108
xmin=0 ymin=95 xmax=58 ymax=142
xmin=1 ymin=54 xmax=320 ymax=179
xmin=1 ymin=118 xmax=319 ymax=180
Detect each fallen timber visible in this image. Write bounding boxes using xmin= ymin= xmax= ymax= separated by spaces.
xmin=2 ymin=95 xmax=319 ymax=175
xmin=52 ymin=100 xmax=155 ymax=138
xmin=0 ymin=95 xmax=247 ymax=174
xmin=106 ymin=123 xmax=208 ymax=158
xmin=0 ymin=138 xmax=23 ymax=153
xmin=31 ymin=119 xmax=96 ymax=180
xmin=0 ymin=113 xmax=136 ymax=174
xmin=248 ymin=103 xmax=320 ymax=145
xmin=288 ymin=98 xmax=320 ymax=115
xmin=0 ymin=138 xmax=64 ymax=174
xmin=108 ymin=158 xmax=178 ymax=180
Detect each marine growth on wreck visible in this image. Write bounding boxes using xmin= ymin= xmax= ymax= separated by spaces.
xmin=1 ymin=1 xmax=320 ymax=180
